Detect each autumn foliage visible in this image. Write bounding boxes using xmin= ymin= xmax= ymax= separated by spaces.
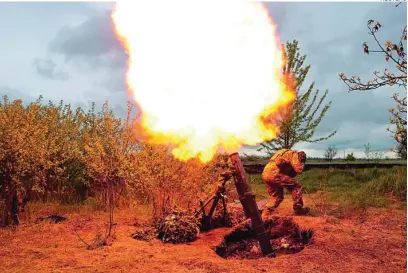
xmin=0 ymin=96 xmax=221 ymax=225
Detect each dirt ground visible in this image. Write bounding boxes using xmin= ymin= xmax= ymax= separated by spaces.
xmin=0 ymin=197 xmax=406 ymax=273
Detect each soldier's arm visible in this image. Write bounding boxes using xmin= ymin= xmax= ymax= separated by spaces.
xmin=290 ymin=152 xmax=304 ymax=173
xmin=274 ymin=156 xmax=286 ymax=168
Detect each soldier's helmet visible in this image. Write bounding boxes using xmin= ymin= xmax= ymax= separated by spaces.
xmin=298 ymin=151 xmax=306 ymax=163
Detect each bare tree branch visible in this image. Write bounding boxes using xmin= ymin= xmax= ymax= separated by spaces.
xmin=339 ymin=12 xmax=407 ymax=158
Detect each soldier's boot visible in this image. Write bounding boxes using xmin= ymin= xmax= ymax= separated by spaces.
xmin=262 ymin=203 xmax=280 ymax=218
xmin=294 ymin=207 xmax=310 ymax=216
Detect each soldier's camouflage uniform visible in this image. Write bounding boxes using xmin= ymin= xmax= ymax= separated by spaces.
xmin=262 ymin=149 xmax=306 ymax=212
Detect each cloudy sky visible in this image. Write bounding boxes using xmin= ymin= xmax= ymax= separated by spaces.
xmin=0 ymin=2 xmax=406 ymax=158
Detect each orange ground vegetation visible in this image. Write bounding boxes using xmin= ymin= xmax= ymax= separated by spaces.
xmin=0 ymin=197 xmax=406 ymax=273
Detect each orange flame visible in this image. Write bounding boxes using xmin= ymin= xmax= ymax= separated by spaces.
xmin=112 ymin=2 xmax=295 ymax=163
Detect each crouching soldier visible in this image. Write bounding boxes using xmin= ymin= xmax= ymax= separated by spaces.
xmin=262 ymin=149 xmax=310 ymax=216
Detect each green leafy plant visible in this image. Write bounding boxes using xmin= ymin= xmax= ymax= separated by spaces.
xmin=260 ymin=40 xmax=336 ymax=155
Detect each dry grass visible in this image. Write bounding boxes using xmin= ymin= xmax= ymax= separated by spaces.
xmin=0 ymin=196 xmax=406 ymax=273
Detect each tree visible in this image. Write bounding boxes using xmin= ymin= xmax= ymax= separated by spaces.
xmin=0 ymin=97 xmax=48 ymax=226
xmin=364 ymin=142 xmax=386 ymax=163
xmin=39 ymin=98 xmax=89 ymax=203
xmin=397 ymin=140 xmax=407 ymax=159
xmin=371 ymin=151 xmax=385 ymax=164
xmin=364 ymin=142 xmax=372 ymax=162
xmin=339 ymin=16 xmax=407 ymax=158
xmin=345 ymin=153 xmax=356 ymax=161
xmin=260 ymin=40 xmax=336 ymax=155
xmin=324 ymin=145 xmax=338 ymax=162
xmin=81 ymin=101 xmax=130 ymax=239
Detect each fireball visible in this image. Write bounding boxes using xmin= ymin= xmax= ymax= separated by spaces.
xmin=112 ymin=1 xmax=294 ymax=163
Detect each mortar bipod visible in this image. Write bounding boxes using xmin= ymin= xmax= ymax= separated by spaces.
xmin=194 ymin=170 xmax=233 ymax=230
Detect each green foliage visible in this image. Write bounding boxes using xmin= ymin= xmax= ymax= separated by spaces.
xmin=260 ymin=40 xmax=336 ymax=155
xmin=345 ymin=153 xmax=356 ymax=161
xmin=324 ymin=145 xmax=338 ymax=162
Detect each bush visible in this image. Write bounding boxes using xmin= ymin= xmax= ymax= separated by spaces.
xmin=127 ymin=144 xmax=220 ymax=217
xmin=345 ymin=153 xmax=356 ymax=161
xmin=0 ymin=96 xmax=221 ymax=225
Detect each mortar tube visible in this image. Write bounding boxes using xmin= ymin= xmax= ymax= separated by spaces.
xmin=229 ymin=152 xmax=275 ymax=257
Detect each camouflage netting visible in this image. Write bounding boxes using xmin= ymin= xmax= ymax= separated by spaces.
xmin=131 ymin=204 xmax=248 ymax=244
xmin=131 ymin=209 xmax=201 ymax=244
xmin=215 ymin=216 xmax=314 ymax=259
xmin=156 ymin=209 xmax=201 ymax=243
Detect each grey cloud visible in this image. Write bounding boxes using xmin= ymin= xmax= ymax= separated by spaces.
xmin=304 ymin=82 xmax=397 ymax=153
xmin=307 ymin=3 xmax=406 ymax=79
xmin=304 ymin=121 xmax=393 ymax=151
xmin=309 ymin=4 xmax=406 ymax=149
xmin=94 ymin=67 xmax=127 ymax=93
xmin=306 ymin=37 xmax=366 ymax=79
xmin=49 ymin=11 xmax=127 ymax=70
xmin=33 ymin=58 xmax=69 ymax=81
xmin=315 ymin=84 xmax=394 ymax=130
xmin=46 ymin=9 xmax=128 ymax=94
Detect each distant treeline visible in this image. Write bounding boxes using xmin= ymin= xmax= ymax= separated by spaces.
xmin=244 ymin=162 xmax=407 ymax=174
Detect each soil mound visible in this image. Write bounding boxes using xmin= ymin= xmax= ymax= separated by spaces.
xmin=215 ymin=216 xmax=314 ymax=259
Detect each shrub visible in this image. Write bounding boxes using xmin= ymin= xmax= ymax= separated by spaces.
xmin=345 ymin=153 xmax=356 ymax=161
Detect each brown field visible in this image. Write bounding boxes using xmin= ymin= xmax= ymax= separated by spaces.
xmin=0 ymin=195 xmax=406 ymax=273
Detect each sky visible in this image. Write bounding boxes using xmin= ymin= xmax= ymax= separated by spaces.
xmin=0 ymin=2 xmax=406 ymax=158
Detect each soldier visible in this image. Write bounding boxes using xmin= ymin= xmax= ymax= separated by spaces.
xmin=262 ymin=149 xmax=310 ymax=216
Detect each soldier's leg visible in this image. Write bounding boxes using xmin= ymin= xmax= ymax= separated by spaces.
xmin=291 ymin=183 xmax=304 ymax=211
xmin=266 ymin=183 xmax=284 ymax=209
xmin=280 ymin=176 xmax=304 ymax=211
